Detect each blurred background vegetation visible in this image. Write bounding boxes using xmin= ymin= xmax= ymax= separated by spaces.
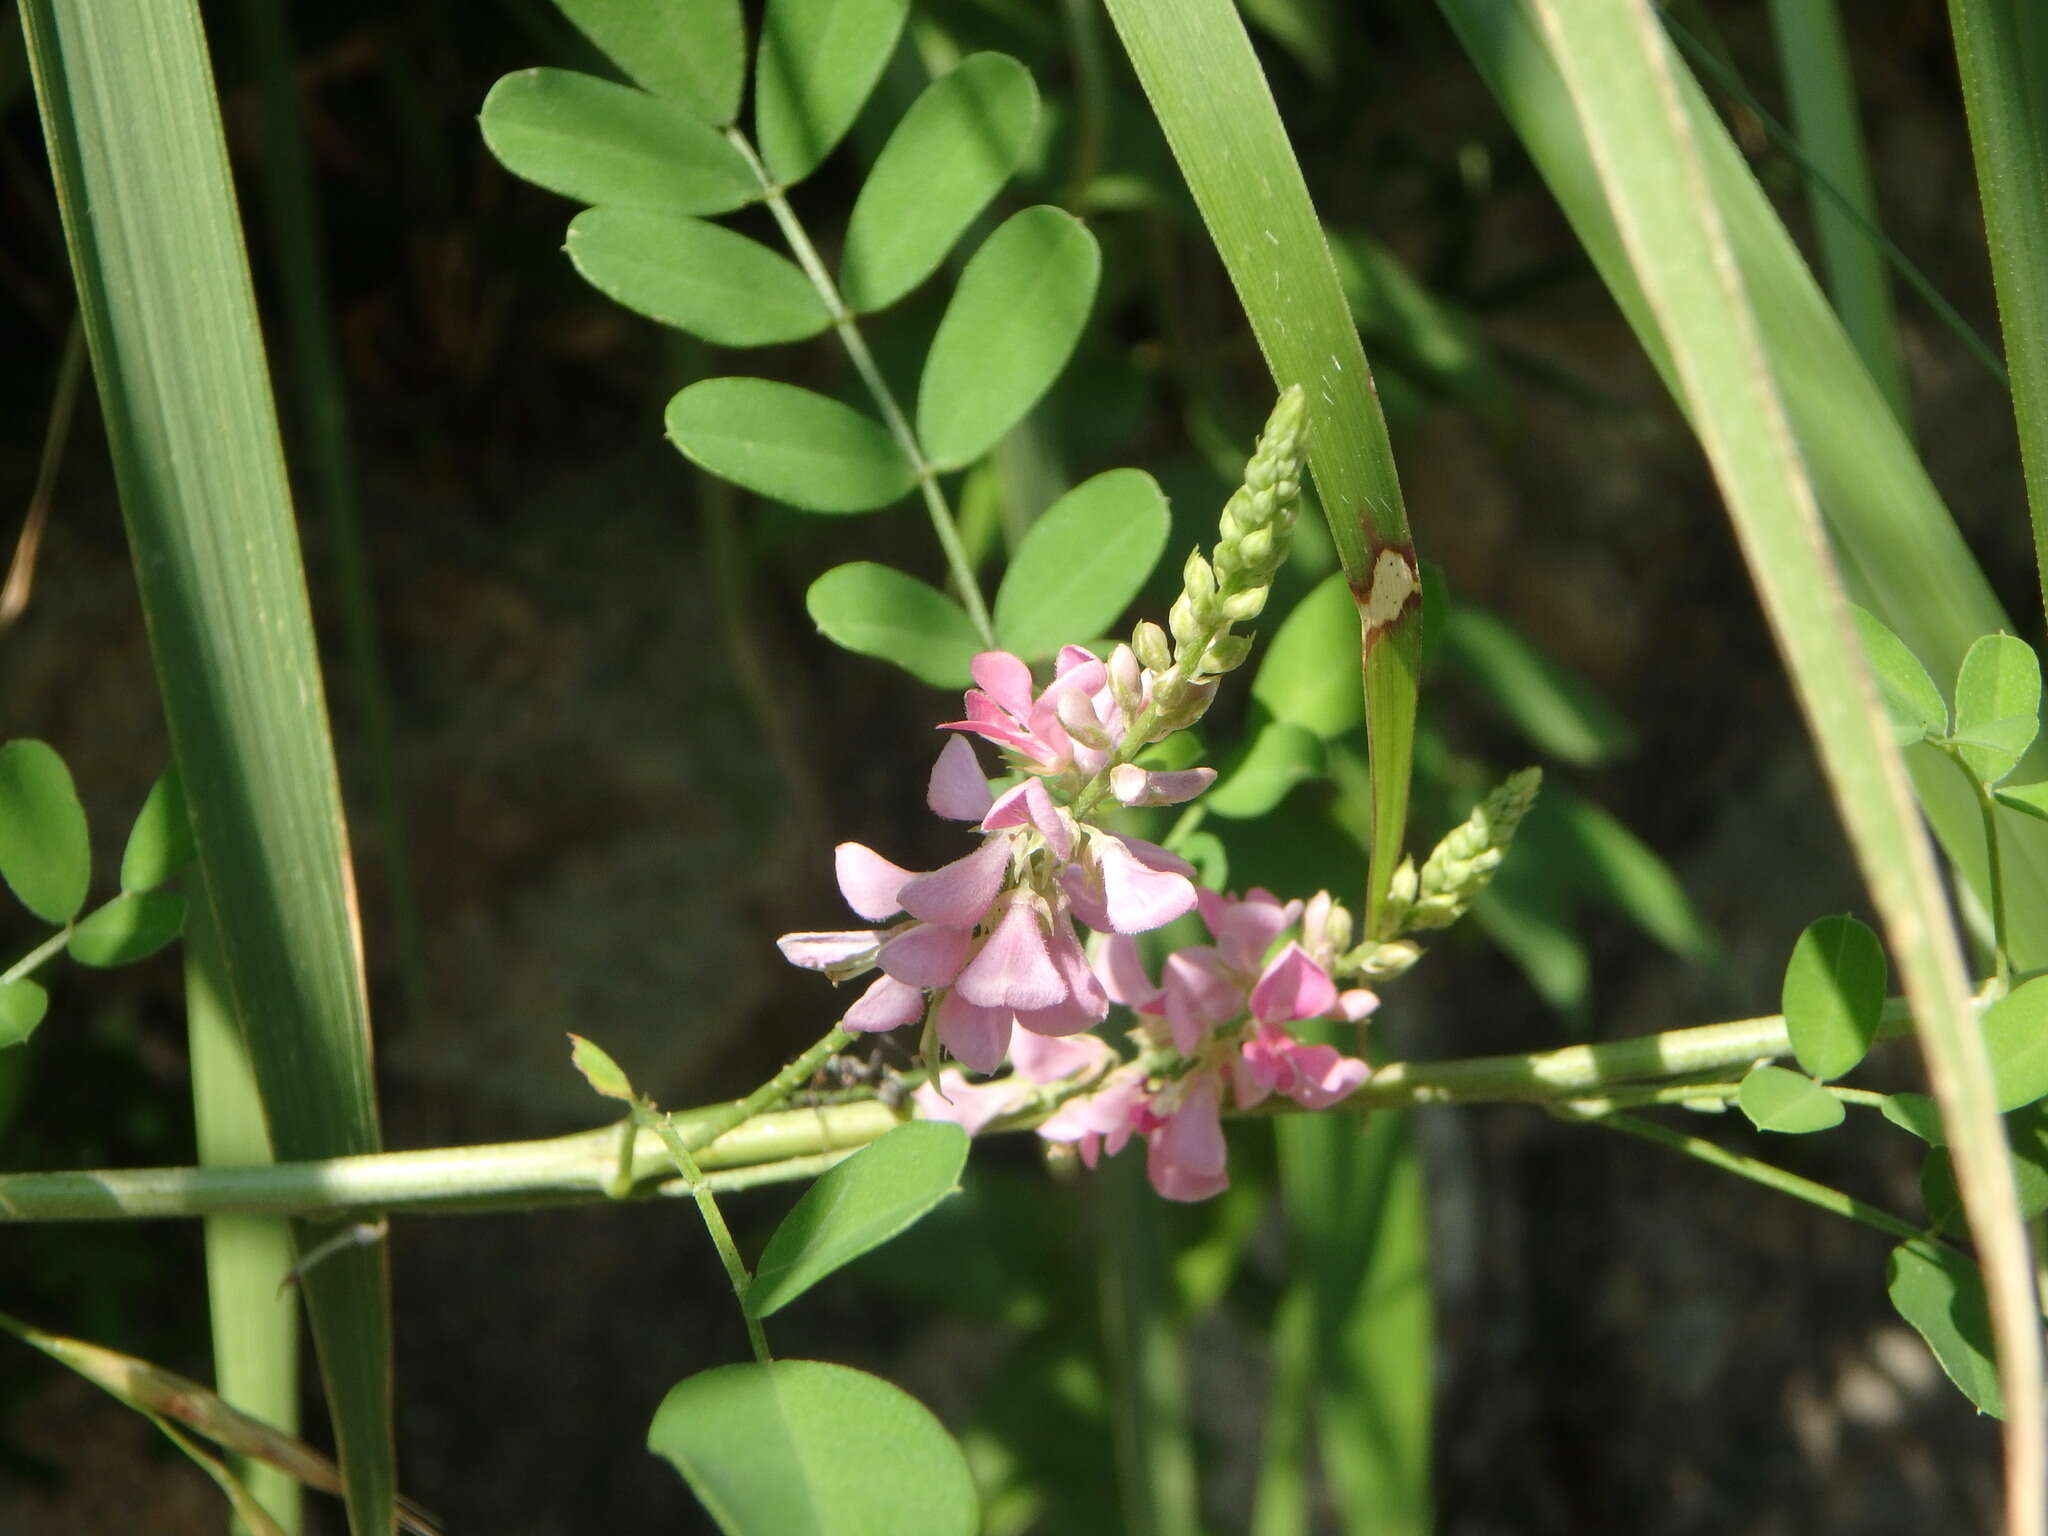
xmin=0 ymin=0 xmax=2026 ymax=1529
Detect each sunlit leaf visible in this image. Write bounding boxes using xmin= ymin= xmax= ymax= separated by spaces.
xmin=993 ymin=469 xmax=1168 ymax=661
xmin=567 ymin=1033 xmax=634 ymax=1102
xmin=1850 ymin=604 xmax=1947 ymax=745
xmin=1736 ymin=1064 xmax=1845 ymax=1134
xmin=0 ymin=981 xmax=49 ymax=1047
xmin=553 ymin=0 xmax=745 ymax=124
xmin=648 ymin=1360 xmax=977 ymax=1534
xmin=120 ymin=765 xmax=196 ymax=894
xmin=1882 ymin=1090 xmax=1945 ymax=1144
xmin=1982 ymin=975 xmax=2048 ymax=1112
xmin=841 ymin=53 xmax=1039 ymax=314
xmin=667 ymin=380 xmax=915 ymax=513
xmin=754 ymin=0 xmax=910 ymax=184
xmin=1950 ymin=631 xmax=2041 ymax=785
xmin=1998 ymin=781 xmax=2048 ymax=823
xmin=1889 ymin=1240 xmax=2003 ymax=1418
xmin=918 ymin=207 xmax=1100 ymax=470
xmin=480 ymin=68 xmax=757 ymax=213
xmin=1781 ymin=914 xmax=1886 ymax=1082
xmin=567 ymin=209 xmax=827 ymax=345
xmin=1204 ymin=717 xmax=1322 ymax=819
xmin=747 ymin=1122 xmax=967 ymax=1318
xmin=0 ymin=739 xmax=89 ymax=924
xmin=806 ymin=563 xmax=981 ymax=688
xmin=1250 ymin=573 xmax=1362 ymax=741
xmin=68 ymin=890 xmax=186 ymax=968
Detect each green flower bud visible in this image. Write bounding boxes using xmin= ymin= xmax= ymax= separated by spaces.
xmin=1133 ymin=620 xmax=1173 ymax=674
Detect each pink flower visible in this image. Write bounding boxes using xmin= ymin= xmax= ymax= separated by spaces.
xmin=943 ymin=646 xmax=1163 ymax=782
xmin=1232 ymin=1022 xmax=1371 ymax=1110
xmin=913 ymin=1070 xmax=1033 ymax=1136
xmin=1038 ymin=1066 xmax=1148 ymax=1168
xmin=1058 ymin=832 xmax=1199 ymax=936
xmin=1140 ymin=1073 xmax=1229 ymax=1202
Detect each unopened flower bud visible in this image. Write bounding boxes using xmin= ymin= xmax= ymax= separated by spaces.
xmin=1055 ymin=687 xmax=1114 ymax=749
xmin=1197 ymin=633 xmax=1252 ymax=675
xmin=1220 ymin=587 xmax=1268 ymax=623
xmin=1169 ymin=593 xmax=1204 ymax=650
xmin=1345 ymin=939 xmax=1421 ymax=982
xmin=1107 ymin=644 xmax=1146 ymax=715
xmin=1132 ymin=621 xmax=1172 ymax=674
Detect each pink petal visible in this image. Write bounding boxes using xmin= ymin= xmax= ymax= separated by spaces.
xmin=928 ymin=736 xmax=994 ymax=821
xmin=971 ymin=652 xmax=1037 ymax=720
xmin=1095 ymin=834 xmax=1199 ymax=934
xmin=1024 ymin=779 xmax=1074 ymax=861
xmin=980 ymin=781 xmax=1035 ymax=831
xmin=1039 ymin=1070 xmax=1147 ymax=1145
xmin=1117 ymin=835 xmax=1197 ymax=879
xmin=899 ymin=837 xmax=1011 ymax=927
xmin=1214 ymin=890 xmax=1301 ymax=974
xmin=936 ymin=992 xmax=1013 ymax=1075
xmin=1335 ymin=988 xmax=1380 ymax=1022
xmin=1009 ymin=1024 xmax=1114 ymax=1084
xmin=1229 ymin=1051 xmax=1275 ymax=1109
xmin=1161 ymin=947 xmax=1244 ymax=1054
xmin=878 ymin=924 xmax=974 ymax=987
xmin=1057 ymin=862 xmax=1114 ymax=933
xmin=775 ymin=930 xmax=882 ymax=976
xmin=956 ymin=899 xmax=1067 ymax=1011
xmin=1249 ymin=943 xmax=1339 ymax=1025
xmin=1282 ymin=1042 xmax=1371 ymax=1110
xmin=1095 ymin=933 xmax=1160 ymax=1008
xmin=1055 ymin=643 xmax=1102 ymax=676
xmin=1146 ymin=1075 xmax=1229 ymax=1202
xmin=1110 ymin=765 xmax=1217 ymax=807
xmin=836 ymin=843 xmax=914 ymax=922
xmin=843 ymin=974 xmax=926 ymax=1033
xmin=914 ymin=1071 xmax=1027 ymax=1136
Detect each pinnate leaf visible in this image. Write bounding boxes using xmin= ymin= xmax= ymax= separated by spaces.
xmin=993 ymin=469 xmax=1169 ymax=660
xmin=1251 ymin=574 xmax=1362 ymax=740
xmin=647 ymin=1359 xmax=976 ymax=1534
xmin=755 ymin=0 xmax=910 ymax=184
xmin=917 ymin=207 xmax=1100 ymax=470
xmin=747 ymin=1121 xmax=967 ymax=1318
xmin=68 ymin=890 xmax=186 ymax=968
xmin=1982 ymin=975 xmax=2048 ymax=1112
xmin=1888 ymin=1241 xmax=2003 ymax=1418
xmin=568 ymin=210 xmax=827 ymax=346
xmin=553 ymin=0 xmax=745 ymax=124
xmin=0 ymin=740 xmax=90 ymax=924
xmin=667 ymin=380 xmax=914 ymax=512
xmin=1950 ymin=631 xmax=2041 ymax=785
xmin=1205 ymin=717 xmax=1323 ymax=818
xmin=807 ymin=564 xmax=982 ymax=688
xmin=480 ymin=69 xmax=757 ymax=214
xmin=840 ymin=53 xmax=1040 ymax=313
xmin=121 ymin=766 xmax=196 ymax=894
xmin=1781 ymin=914 xmax=1886 ymax=1081
xmin=1849 ymin=605 xmax=1947 ymax=744
xmin=1736 ymin=1064 xmax=1844 ymax=1133
xmin=0 ymin=981 xmax=48 ymax=1048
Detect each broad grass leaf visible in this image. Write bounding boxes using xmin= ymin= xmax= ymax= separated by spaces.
xmin=1952 ymin=632 xmax=2041 ymax=785
xmin=1205 ymin=717 xmax=1323 ymax=818
xmin=0 ymin=981 xmax=49 ymax=1047
xmin=120 ymin=766 xmax=196 ymax=894
xmin=1736 ymin=1064 xmax=1845 ymax=1133
xmin=480 ymin=69 xmax=757 ymax=213
xmin=0 ymin=740 xmax=90 ymax=924
xmin=568 ymin=209 xmax=827 ymax=345
xmin=553 ymin=0 xmax=745 ymax=124
xmin=806 ymin=564 xmax=982 ymax=688
xmin=1850 ymin=604 xmax=1947 ymax=744
xmin=667 ymin=380 xmax=914 ymax=512
xmin=1781 ymin=914 xmax=1886 ymax=1081
xmin=755 ymin=0 xmax=910 ymax=184
xmin=1888 ymin=1241 xmax=2003 ymax=1418
xmin=746 ymin=1121 xmax=967 ymax=1318
xmin=1982 ymin=975 xmax=2048 ymax=1112
xmin=68 ymin=890 xmax=186 ymax=968
xmin=917 ymin=207 xmax=1100 ymax=470
xmin=993 ymin=468 xmax=1168 ymax=660
xmin=648 ymin=1359 xmax=976 ymax=1534
xmin=1251 ymin=574 xmax=1361 ymax=740
xmin=1441 ymin=606 xmax=1632 ymax=766
xmin=840 ymin=53 xmax=1039 ymax=313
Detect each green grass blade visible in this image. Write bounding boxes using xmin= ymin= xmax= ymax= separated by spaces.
xmin=17 ymin=3 xmax=392 ymax=1530
xmin=1100 ymin=0 xmax=1421 ymax=926
xmin=1764 ymin=0 xmax=1910 ymax=425
xmin=188 ymin=882 xmax=302 ymax=1536
xmin=1438 ymin=0 xmax=2048 ymax=976
xmin=1947 ymin=0 xmax=2048 ymax=619
xmin=1521 ymin=4 xmax=2044 ymax=1528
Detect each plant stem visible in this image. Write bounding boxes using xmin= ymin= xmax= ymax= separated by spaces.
xmin=637 ymin=1102 xmax=770 ymax=1364
xmin=681 ymin=1026 xmax=855 ymax=1154
xmin=1944 ymin=743 xmax=2013 ymax=991
xmin=721 ymin=126 xmax=996 ymax=646
xmin=1 ymin=926 xmax=70 ymax=986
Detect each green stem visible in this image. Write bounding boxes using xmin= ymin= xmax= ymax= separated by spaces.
xmin=637 ymin=1102 xmax=770 ymax=1364
xmin=1 ymin=926 xmax=70 ymax=985
xmin=1944 ymin=743 xmax=2013 ymax=991
xmin=721 ymin=126 xmax=996 ymax=647
xmin=681 ymin=1025 xmax=855 ymax=1154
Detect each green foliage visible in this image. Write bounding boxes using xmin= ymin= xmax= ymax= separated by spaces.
xmin=754 ymin=0 xmax=909 ymax=183
xmin=1881 ymin=1090 xmax=1945 ymax=1144
xmin=552 ymin=0 xmax=744 ymax=124
xmin=1850 ymin=605 xmax=1947 ymax=744
xmin=806 ymin=563 xmax=981 ymax=688
xmin=68 ymin=891 xmax=186 ymax=969
xmin=647 ymin=1359 xmax=977 ymax=1534
xmin=1439 ymin=607 xmax=1633 ymax=767
xmin=1981 ymin=976 xmax=2048 ymax=1112
xmin=566 ymin=1033 xmax=635 ymax=1101
xmin=841 ymin=53 xmax=1040 ymax=314
xmin=667 ymin=381 xmax=916 ymax=513
xmin=1736 ymin=1065 xmax=1845 ymax=1134
xmin=0 ymin=981 xmax=49 ymax=1047
xmin=917 ymin=207 xmax=1101 ymax=471
xmin=1781 ymin=914 xmax=1886 ymax=1081
xmin=479 ymin=69 xmax=757 ymax=212
xmin=1250 ymin=574 xmax=1361 ymax=741
xmin=119 ymin=766 xmax=196 ymax=895
xmin=993 ymin=469 xmax=1169 ymax=662
xmin=1921 ymin=1103 xmax=2048 ymax=1233
xmin=747 ymin=1122 xmax=967 ymax=1319
xmin=1997 ymin=781 xmax=2048 ymax=822
xmin=567 ymin=210 xmax=827 ymax=345
xmin=1888 ymin=1241 xmax=2002 ymax=1418
xmin=1949 ymin=632 xmax=2041 ymax=785
xmin=1206 ymin=719 xmax=1323 ymax=819
xmin=0 ymin=740 xmax=89 ymax=925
